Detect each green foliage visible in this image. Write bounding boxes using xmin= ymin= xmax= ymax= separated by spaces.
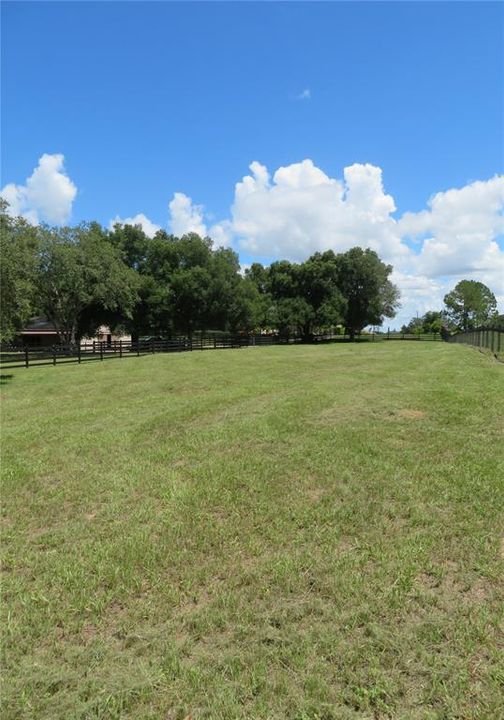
xmin=444 ymin=280 xmax=497 ymax=331
xmin=271 ymin=296 xmax=314 ymax=338
xmin=335 ymin=247 xmax=400 ymax=338
xmin=401 ymin=310 xmax=444 ymax=335
xmin=36 ymin=223 xmax=139 ymax=343
xmin=2 ymin=207 xmax=408 ymax=344
xmin=247 ymin=251 xmax=346 ymax=339
xmin=489 ymin=313 xmax=504 ymax=331
xmin=0 ymin=200 xmax=39 ymax=341
xmin=226 ymin=277 xmax=263 ymax=333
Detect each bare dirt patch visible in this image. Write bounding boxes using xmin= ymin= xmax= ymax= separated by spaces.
xmin=415 ymin=562 xmax=490 ymax=607
xmin=397 ymin=409 xmax=426 ymax=419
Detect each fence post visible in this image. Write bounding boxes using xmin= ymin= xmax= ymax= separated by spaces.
xmin=93 ymin=340 xmax=96 ymax=354
xmin=24 ymin=346 xmax=29 ymax=368
xmin=53 ymin=346 xmax=56 ymax=366
xmin=119 ymin=340 xmax=122 ymax=358
xmin=151 ymin=341 xmax=155 ymax=354
xmin=137 ymin=341 xmax=140 ymax=357
xmin=78 ymin=344 xmax=81 ymax=364
xmin=100 ymin=342 xmax=103 ymax=361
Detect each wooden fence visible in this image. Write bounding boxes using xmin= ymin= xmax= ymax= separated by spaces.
xmin=446 ymin=327 xmax=503 ymax=356
xmin=0 ymin=331 xmax=441 ymax=370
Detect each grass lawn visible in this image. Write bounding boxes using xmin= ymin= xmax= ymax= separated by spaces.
xmin=2 ymin=342 xmax=503 ymax=719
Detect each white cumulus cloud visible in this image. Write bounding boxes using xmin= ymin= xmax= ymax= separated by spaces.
xmin=168 ymin=192 xmax=207 ymax=238
xmin=109 ymin=213 xmax=161 ymax=238
xmin=227 ymin=159 xmax=408 ymax=265
xmin=399 ymin=175 xmax=504 ymax=290
xmin=1 ymin=153 xmax=77 ymax=225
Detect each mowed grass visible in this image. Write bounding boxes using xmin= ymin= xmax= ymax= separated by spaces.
xmin=2 ymin=342 xmax=504 ymax=720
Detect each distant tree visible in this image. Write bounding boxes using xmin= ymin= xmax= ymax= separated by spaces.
xmin=36 ymin=222 xmax=139 ymax=344
xmin=227 ymin=278 xmax=263 ymax=333
xmin=108 ymin=222 xmax=150 ymax=271
xmin=422 ymin=310 xmax=444 ymax=334
xmin=244 ymin=263 xmax=276 ymax=331
xmin=401 ymin=310 xmax=444 ymax=335
xmin=246 ymin=263 xmax=270 ymax=295
xmin=170 ymin=266 xmax=211 ymax=339
xmin=401 ymin=317 xmax=423 ymax=335
xmin=489 ymin=314 xmax=504 ymax=331
xmin=206 ymin=247 xmax=242 ymax=330
xmin=135 ymin=232 xmax=256 ymax=337
xmin=443 ymin=280 xmax=497 ymax=331
xmin=297 ymin=252 xmax=345 ymax=340
xmin=0 ymin=199 xmax=39 ymax=342
xmin=335 ymin=247 xmax=400 ymax=339
xmin=271 ymin=297 xmax=314 ymax=338
xmin=262 ymin=253 xmax=345 ymax=340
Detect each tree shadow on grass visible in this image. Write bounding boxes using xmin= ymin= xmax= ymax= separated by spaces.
xmin=0 ymin=374 xmax=14 ymax=385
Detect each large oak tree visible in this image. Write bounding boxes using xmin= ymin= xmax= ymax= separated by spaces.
xmin=36 ymin=222 xmax=139 ymax=344
xmin=443 ymin=280 xmax=497 ymax=331
xmin=335 ymin=247 xmax=400 ymax=339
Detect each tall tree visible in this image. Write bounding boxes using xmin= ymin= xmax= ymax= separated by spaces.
xmin=108 ymin=222 xmax=150 ymax=271
xmin=270 ymin=297 xmax=313 ymax=338
xmin=264 ymin=254 xmax=345 ymax=340
xmin=443 ymin=280 xmax=497 ymax=331
xmin=138 ymin=232 xmax=215 ymax=337
xmin=297 ymin=251 xmax=345 ymax=340
xmin=227 ymin=278 xmax=263 ymax=333
xmin=206 ymin=247 xmax=242 ymax=330
xmin=0 ymin=200 xmax=39 ymax=342
xmin=244 ymin=263 xmax=276 ymax=331
xmin=36 ymin=222 xmax=139 ymax=344
xmin=335 ymin=247 xmax=400 ymax=339
xmin=170 ymin=266 xmax=211 ymax=338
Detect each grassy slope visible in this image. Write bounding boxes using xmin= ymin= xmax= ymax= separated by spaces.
xmin=2 ymin=343 xmax=503 ymax=720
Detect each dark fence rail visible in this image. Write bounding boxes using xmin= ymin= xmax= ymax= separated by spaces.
xmin=0 ymin=331 xmax=441 ymax=370
xmin=446 ymin=327 xmax=503 ymax=356
xmin=0 ymin=336 xmax=267 ymax=369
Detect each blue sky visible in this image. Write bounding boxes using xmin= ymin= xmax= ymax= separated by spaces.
xmin=2 ymin=1 xmax=503 ymax=325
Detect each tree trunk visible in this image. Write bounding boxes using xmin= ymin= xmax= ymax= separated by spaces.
xmin=302 ymin=323 xmax=313 ymax=343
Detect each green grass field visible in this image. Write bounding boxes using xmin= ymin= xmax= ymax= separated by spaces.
xmin=2 ymin=342 xmax=503 ymax=719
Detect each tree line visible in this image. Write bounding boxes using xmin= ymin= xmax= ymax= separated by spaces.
xmin=1 ymin=199 xmax=403 ymax=344
xmin=401 ymin=280 xmax=502 ymax=335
